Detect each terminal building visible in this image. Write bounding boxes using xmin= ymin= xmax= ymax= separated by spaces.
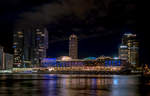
xmin=41 ymin=56 xmax=128 ymax=72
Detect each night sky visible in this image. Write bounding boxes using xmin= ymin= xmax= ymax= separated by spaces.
xmin=0 ymin=0 xmax=148 ymax=64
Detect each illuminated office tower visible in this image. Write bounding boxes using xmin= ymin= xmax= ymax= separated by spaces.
xmin=119 ymin=45 xmax=128 ymax=61
xmin=121 ymin=33 xmax=139 ymax=66
xmin=13 ymin=30 xmax=24 ymax=67
xmin=13 ymin=27 xmax=48 ymax=68
xmin=13 ymin=29 xmax=34 ymax=67
xmin=69 ymin=34 xmax=78 ymax=59
xmin=32 ymin=28 xmax=48 ymax=67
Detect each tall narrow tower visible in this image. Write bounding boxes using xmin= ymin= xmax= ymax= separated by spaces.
xmin=69 ymin=34 xmax=78 ymax=59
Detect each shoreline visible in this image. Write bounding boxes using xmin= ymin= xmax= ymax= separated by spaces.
xmin=0 ymin=71 xmax=142 ymax=75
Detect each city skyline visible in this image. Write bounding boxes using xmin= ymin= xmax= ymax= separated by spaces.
xmin=2 ymin=1 xmax=150 ymax=96
xmin=0 ymin=0 xmax=147 ymax=65
xmin=11 ymin=31 xmax=138 ymax=68
xmin=0 ymin=31 xmax=145 ymax=63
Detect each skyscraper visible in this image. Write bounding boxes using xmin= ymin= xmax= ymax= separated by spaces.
xmin=119 ymin=33 xmax=139 ymax=66
xmin=13 ymin=30 xmax=24 ymax=67
xmin=13 ymin=26 xmax=48 ymax=68
xmin=69 ymin=34 xmax=78 ymax=59
xmin=119 ymin=45 xmax=128 ymax=61
xmin=31 ymin=28 xmax=48 ymax=67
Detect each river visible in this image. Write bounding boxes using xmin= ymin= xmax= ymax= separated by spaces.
xmin=0 ymin=74 xmax=150 ymax=96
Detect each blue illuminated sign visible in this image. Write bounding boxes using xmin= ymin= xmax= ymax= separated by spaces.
xmin=118 ymin=60 xmax=121 ymax=66
xmin=115 ymin=60 xmax=118 ymax=66
xmin=109 ymin=60 xmax=111 ymax=66
xmin=105 ymin=61 xmax=108 ymax=66
xmin=42 ymin=58 xmax=57 ymax=67
xmin=13 ymin=46 xmax=16 ymax=48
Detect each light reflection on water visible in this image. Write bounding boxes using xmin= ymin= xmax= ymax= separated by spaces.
xmin=0 ymin=74 xmax=149 ymax=96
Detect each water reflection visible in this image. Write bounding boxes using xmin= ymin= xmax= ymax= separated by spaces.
xmin=0 ymin=74 xmax=148 ymax=96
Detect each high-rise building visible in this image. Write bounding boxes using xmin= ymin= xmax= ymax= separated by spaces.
xmin=13 ymin=30 xmax=24 ymax=67
xmin=13 ymin=29 xmax=32 ymax=67
xmin=69 ymin=34 xmax=78 ymax=59
xmin=0 ymin=45 xmax=13 ymax=70
xmin=0 ymin=46 xmax=4 ymax=69
xmin=119 ymin=45 xmax=128 ymax=61
xmin=4 ymin=53 xmax=13 ymax=70
xmin=119 ymin=33 xmax=139 ymax=66
xmin=31 ymin=28 xmax=48 ymax=67
xmin=13 ymin=26 xmax=48 ymax=68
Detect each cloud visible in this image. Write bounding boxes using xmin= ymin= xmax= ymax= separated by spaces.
xmin=16 ymin=0 xmax=109 ymax=28
xmin=63 ymin=0 xmax=94 ymax=17
xmin=16 ymin=2 xmax=69 ymax=27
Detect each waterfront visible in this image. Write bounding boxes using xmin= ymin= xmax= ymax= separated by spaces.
xmin=0 ymin=74 xmax=150 ymax=96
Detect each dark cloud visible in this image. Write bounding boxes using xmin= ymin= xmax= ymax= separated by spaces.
xmin=16 ymin=3 xmax=67 ymax=27
xmin=16 ymin=0 xmax=112 ymax=27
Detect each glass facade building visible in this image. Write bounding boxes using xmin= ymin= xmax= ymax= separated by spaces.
xmin=13 ymin=26 xmax=48 ymax=68
xmin=0 ymin=46 xmax=13 ymax=70
xmin=119 ymin=33 xmax=139 ymax=66
xmin=119 ymin=45 xmax=128 ymax=61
